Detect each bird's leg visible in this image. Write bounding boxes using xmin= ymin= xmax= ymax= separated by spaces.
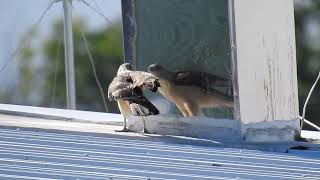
xmin=184 ymin=102 xmax=200 ymax=117
xmin=138 ymin=116 xmax=150 ymax=134
xmin=176 ymin=103 xmax=190 ymax=117
xmin=115 ymin=117 xmax=131 ymax=132
xmin=201 ymin=76 xmax=209 ymax=93
xmin=142 ymin=116 xmax=150 ymax=133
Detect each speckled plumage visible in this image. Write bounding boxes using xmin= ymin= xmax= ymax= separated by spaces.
xmin=108 ymin=63 xmax=159 ymax=132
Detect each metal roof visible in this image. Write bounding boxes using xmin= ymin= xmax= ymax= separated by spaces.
xmin=0 ymin=127 xmax=319 ymax=180
xmin=0 ymin=104 xmax=319 ymax=180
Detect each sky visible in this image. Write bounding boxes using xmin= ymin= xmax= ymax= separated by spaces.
xmin=0 ymin=0 xmax=122 ymax=87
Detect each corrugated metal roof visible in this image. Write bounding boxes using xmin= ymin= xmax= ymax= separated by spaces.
xmin=0 ymin=127 xmax=319 ymax=180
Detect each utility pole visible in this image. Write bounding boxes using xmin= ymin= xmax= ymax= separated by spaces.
xmin=63 ymin=0 xmax=76 ymax=109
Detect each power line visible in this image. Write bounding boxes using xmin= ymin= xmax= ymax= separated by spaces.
xmin=0 ymin=0 xmax=56 ymax=74
xmin=80 ymin=30 xmax=109 ymax=112
xmin=92 ymin=0 xmax=104 ymax=14
xmin=76 ymin=0 xmax=115 ymax=112
xmin=51 ymin=32 xmax=63 ymax=108
xmin=301 ymin=72 xmax=320 ymax=130
xmin=51 ymin=8 xmax=65 ymax=108
xmin=77 ymin=0 xmax=112 ymax=24
xmin=302 ymin=118 xmax=320 ymax=131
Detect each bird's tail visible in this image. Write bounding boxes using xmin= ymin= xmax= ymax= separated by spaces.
xmin=129 ymin=96 xmax=159 ymax=116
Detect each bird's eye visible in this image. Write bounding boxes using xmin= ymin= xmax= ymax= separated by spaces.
xmin=126 ymin=78 xmax=133 ymax=83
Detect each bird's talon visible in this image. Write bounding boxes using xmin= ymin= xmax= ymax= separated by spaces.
xmin=115 ymin=127 xmax=132 ymax=132
xmin=137 ymin=129 xmax=150 ymax=134
xmin=144 ymin=128 xmax=150 ymax=134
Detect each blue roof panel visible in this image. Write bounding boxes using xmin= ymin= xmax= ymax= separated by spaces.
xmin=0 ymin=128 xmax=319 ymax=180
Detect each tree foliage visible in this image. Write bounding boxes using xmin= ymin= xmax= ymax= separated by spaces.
xmin=19 ymin=18 xmax=123 ymax=113
xmin=294 ymin=0 xmax=320 ymax=127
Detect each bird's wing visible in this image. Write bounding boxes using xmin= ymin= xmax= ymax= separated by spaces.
xmin=108 ymin=74 xmax=133 ymax=100
xmin=108 ymin=73 xmax=159 ymax=116
xmin=128 ymin=89 xmax=159 ymax=116
xmin=117 ymin=87 xmax=159 ymax=116
xmin=131 ymin=71 xmax=160 ymax=92
xmin=173 ymin=70 xmax=230 ymax=88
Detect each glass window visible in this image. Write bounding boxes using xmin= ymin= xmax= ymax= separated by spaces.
xmin=123 ymin=0 xmax=234 ymax=119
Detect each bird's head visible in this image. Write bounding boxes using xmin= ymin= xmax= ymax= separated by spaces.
xmin=148 ymin=64 xmax=172 ymax=81
xmin=117 ymin=63 xmax=133 ymax=75
xmin=145 ymin=79 xmax=161 ymax=92
xmin=107 ymin=91 xmax=115 ymax=101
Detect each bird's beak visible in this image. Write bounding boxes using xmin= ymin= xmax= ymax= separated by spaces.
xmin=154 ymin=79 xmax=160 ymax=88
xmin=108 ymin=94 xmax=114 ymax=101
xmin=147 ymin=79 xmax=160 ymax=92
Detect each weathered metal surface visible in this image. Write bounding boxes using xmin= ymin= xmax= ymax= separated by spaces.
xmin=63 ymin=0 xmax=76 ymax=110
xmin=242 ymin=119 xmax=300 ymax=142
xmin=0 ymin=127 xmax=318 ymax=180
xmin=129 ymin=114 xmax=241 ymax=141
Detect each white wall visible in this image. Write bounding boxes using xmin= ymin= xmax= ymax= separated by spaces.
xmin=231 ymin=0 xmax=300 ymax=141
xmin=232 ymin=0 xmax=299 ymax=123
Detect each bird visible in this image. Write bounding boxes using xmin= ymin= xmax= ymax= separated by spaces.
xmin=108 ymin=63 xmax=160 ymax=133
xmin=173 ymin=70 xmax=231 ymax=92
xmin=148 ymin=64 xmax=233 ymax=117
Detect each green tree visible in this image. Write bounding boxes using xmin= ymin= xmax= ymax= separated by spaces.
xmin=19 ymin=18 xmax=123 ymax=113
xmin=294 ymin=0 xmax=320 ymax=128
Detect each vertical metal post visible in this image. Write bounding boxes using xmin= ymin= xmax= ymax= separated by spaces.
xmin=63 ymin=0 xmax=76 ymax=109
